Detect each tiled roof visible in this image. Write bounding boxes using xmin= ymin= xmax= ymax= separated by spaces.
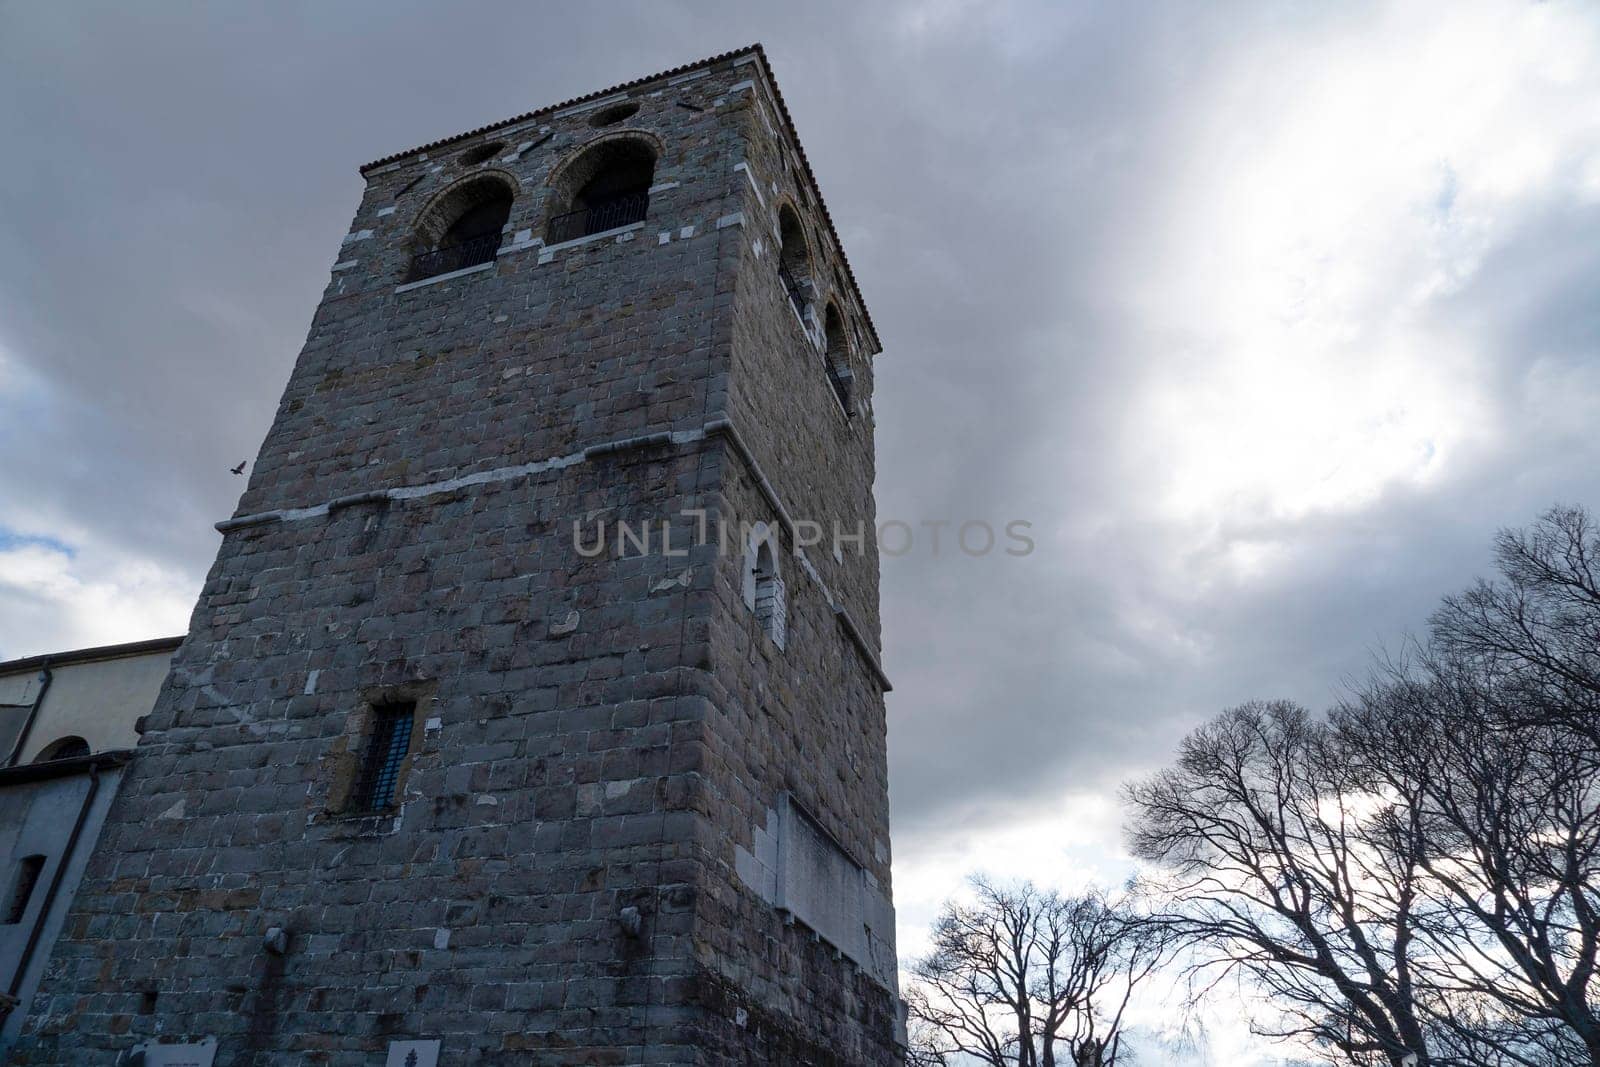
xmin=358 ymin=44 xmax=882 ymax=353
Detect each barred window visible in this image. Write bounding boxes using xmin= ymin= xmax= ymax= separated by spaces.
xmin=3 ymin=854 xmax=45 ymax=924
xmin=350 ymin=703 xmax=415 ymax=812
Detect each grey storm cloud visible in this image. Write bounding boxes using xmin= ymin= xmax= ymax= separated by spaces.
xmin=5 ymin=6 xmax=1600 ymax=1057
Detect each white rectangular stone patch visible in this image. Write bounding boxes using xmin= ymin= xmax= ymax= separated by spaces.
xmin=130 ymin=1039 xmax=218 ymax=1067
xmin=386 ymin=1039 xmax=441 ymax=1067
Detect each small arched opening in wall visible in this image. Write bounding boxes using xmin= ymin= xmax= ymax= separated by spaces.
xmin=405 ymin=171 xmax=516 ymax=282
xmin=743 ymin=523 xmax=787 ymax=651
xmin=776 ymin=203 xmax=813 ymax=319
xmin=545 ymin=133 xmax=658 ymax=243
xmin=33 ymin=735 xmax=90 ymax=762
xmin=823 ymin=303 xmax=855 ymax=416
xmin=588 ymin=101 xmax=640 ymax=128
xmin=457 ymin=141 xmax=505 ymax=166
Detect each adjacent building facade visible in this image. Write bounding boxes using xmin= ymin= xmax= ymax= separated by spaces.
xmin=0 ymin=638 xmax=180 ymax=1053
xmin=9 ymin=45 xmax=901 ymax=1066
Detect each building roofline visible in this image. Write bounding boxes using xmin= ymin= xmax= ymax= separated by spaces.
xmin=0 ymin=748 xmax=135 ymax=786
xmin=358 ymin=43 xmax=882 ymax=354
xmin=0 ymin=637 xmax=184 ymax=678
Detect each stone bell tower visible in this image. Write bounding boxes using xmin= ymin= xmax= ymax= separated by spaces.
xmin=12 ymin=45 xmax=902 ymax=1066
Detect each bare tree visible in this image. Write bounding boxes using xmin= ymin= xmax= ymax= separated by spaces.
xmin=1336 ymin=657 xmax=1600 ymax=1063
xmin=1365 ymin=506 xmax=1600 ymax=1062
xmin=1124 ymin=701 xmax=1438 ymax=1067
xmin=907 ymin=879 xmax=1166 ymax=1067
xmin=1430 ymin=504 xmax=1600 ymax=744
xmin=1126 ymin=508 xmax=1600 ymax=1066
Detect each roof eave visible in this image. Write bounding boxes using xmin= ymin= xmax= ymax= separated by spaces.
xmin=0 ymin=636 xmax=184 ymax=678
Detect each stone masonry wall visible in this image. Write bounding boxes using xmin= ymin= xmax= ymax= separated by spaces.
xmin=687 ymin=75 xmax=900 ymax=1066
xmin=692 ymin=454 xmax=900 ymax=1066
xmin=724 ymin=97 xmax=882 ymax=643
xmin=19 ymin=452 xmax=728 ymax=1065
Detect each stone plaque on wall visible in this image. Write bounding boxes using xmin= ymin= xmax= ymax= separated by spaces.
xmin=774 ymin=794 xmax=900 ymax=992
xmin=385 ymin=1039 xmax=441 ymax=1067
xmin=127 ymin=1038 xmax=217 ymax=1067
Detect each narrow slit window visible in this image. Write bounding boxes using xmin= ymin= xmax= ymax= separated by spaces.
xmin=744 ymin=531 xmax=787 ymax=651
xmin=823 ymin=304 xmax=855 ymax=415
xmin=3 ymin=855 xmax=46 ymax=924
xmin=350 ymin=703 xmax=415 ymax=812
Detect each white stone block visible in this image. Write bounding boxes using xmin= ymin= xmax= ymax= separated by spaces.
xmin=386 ymin=1039 xmax=441 ymax=1067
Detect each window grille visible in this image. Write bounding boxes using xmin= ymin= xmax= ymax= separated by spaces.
xmin=350 ymin=703 xmax=415 ymax=812
xmin=404 ymin=233 xmax=501 ymax=282
xmin=546 ymin=190 xmax=650 ymax=243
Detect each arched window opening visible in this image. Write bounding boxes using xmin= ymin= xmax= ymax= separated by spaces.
xmin=405 ymin=175 xmax=514 ymax=282
xmin=34 ymin=736 xmax=89 ymax=762
xmin=777 ymin=205 xmax=813 ymax=319
xmin=589 ymin=101 xmax=640 ymax=128
xmin=823 ymin=304 xmax=855 ymax=415
xmin=547 ymin=137 xmax=655 ymax=243
xmin=743 ymin=526 xmax=787 ymax=651
xmin=457 ymin=141 xmax=504 ymax=166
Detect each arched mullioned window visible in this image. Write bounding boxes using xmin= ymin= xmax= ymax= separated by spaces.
xmin=546 ymin=135 xmax=656 ymax=243
xmin=743 ymin=524 xmax=786 ymax=650
xmin=405 ymin=173 xmax=514 ymax=282
xmin=776 ymin=204 xmax=813 ymax=319
xmin=823 ymin=304 xmax=855 ymax=415
xmin=33 ymin=736 xmax=89 ymax=762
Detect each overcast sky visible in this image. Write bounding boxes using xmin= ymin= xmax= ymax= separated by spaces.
xmin=4 ymin=2 xmax=1600 ymax=1062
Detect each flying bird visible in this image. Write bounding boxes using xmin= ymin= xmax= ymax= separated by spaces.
xmin=230 ymin=461 xmax=247 ymax=475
